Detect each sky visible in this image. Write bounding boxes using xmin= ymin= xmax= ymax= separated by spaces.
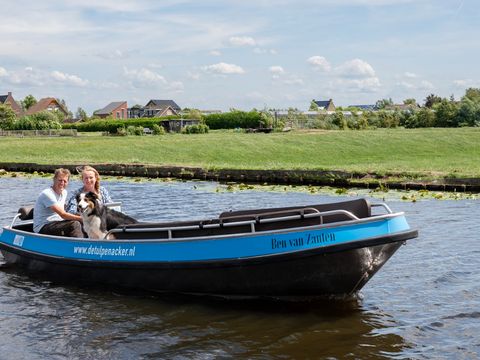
xmin=0 ymin=0 xmax=478 ymax=115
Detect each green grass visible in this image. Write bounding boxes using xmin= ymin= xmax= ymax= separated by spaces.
xmin=1 ymin=128 xmax=479 ymax=178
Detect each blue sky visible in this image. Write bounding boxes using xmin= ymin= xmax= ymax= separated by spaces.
xmin=0 ymin=0 xmax=477 ymax=114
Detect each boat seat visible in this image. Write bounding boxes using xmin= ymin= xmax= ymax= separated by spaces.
xmin=219 ymin=198 xmax=371 ymax=223
xmin=18 ymin=205 xmax=34 ymax=221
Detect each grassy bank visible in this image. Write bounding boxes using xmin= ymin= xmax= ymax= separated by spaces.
xmin=1 ymin=128 xmax=479 ymax=179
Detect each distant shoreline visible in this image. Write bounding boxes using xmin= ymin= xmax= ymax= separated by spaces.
xmin=1 ymin=162 xmax=479 ymax=193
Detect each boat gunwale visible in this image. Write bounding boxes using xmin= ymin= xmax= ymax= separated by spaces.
xmin=2 ymin=211 xmax=406 ymax=244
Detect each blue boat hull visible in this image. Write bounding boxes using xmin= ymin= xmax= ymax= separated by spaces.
xmin=0 ymin=199 xmax=418 ymax=298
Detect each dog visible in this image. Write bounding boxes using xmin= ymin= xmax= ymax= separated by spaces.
xmin=76 ymin=192 xmax=138 ymax=239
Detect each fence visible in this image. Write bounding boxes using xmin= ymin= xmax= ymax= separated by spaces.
xmin=0 ymin=129 xmax=78 ymax=137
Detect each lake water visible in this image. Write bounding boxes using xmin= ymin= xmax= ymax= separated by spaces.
xmin=0 ymin=176 xmax=479 ymax=359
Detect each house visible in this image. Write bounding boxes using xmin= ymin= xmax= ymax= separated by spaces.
xmin=0 ymin=92 xmax=22 ymax=115
xmin=143 ymin=99 xmax=180 ymax=117
xmin=25 ymin=97 xmax=69 ymax=117
xmin=94 ymin=101 xmax=128 ymax=119
xmin=127 ymin=100 xmax=181 ymax=118
xmin=127 ymin=104 xmax=145 ymax=118
xmin=313 ymin=99 xmax=336 ymax=111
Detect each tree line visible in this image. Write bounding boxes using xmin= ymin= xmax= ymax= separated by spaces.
xmin=1 ymin=88 xmax=480 ymax=131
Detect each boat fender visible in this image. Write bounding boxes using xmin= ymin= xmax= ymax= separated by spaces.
xmin=255 ymin=216 xmax=260 ymax=225
xmin=300 ymin=209 xmax=305 ymax=219
xmin=199 ymin=221 xmax=204 ymax=229
xmin=219 ymin=219 xmax=224 ymax=228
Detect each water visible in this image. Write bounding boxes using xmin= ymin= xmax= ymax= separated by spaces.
xmin=0 ymin=177 xmax=479 ymax=359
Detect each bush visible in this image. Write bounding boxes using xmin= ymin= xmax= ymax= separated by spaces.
xmin=15 ymin=111 xmax=62 ymax=130
xmin=181 ymin=124 xmax=209 ymax=134
xmin=116 ymin=127 xmax=127 ymax=136
xmin=152 ymin=124 xmax=166 ymax=135
xmin=126 ymin=126 xmax=144 ymax=136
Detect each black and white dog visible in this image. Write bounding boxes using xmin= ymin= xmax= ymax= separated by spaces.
xmin=76 ymin=192 xmax=138 ymax=239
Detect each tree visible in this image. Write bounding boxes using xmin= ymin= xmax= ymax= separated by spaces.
xmin=0 ymin=104 xmax=17 ymax=129
xmin=76 ymin=107 xmax=88 ymax=121
xmin=21 ymin=94 xmax=37 ymax=110
xmin=57 ymin=98 xmax=73 ymax=118
xmin=375 ymin=98 xmax=393 ymax=109
xmin=403 ymin=98 xmax=417 ymax=105
xmin=423 ymin=94 xmax=442 ymax=108
xmin=456 ymin=98 xmax=480 ymax=127
xmin=183 ymin=108 xmax=203 ymax=120
xmin=463 ymin=88 xmax=480 ymax=103
xmin=434 ymin=99 xmax=459 ymax=127
xmin=309 ymin=100 xmax=319 ymax=111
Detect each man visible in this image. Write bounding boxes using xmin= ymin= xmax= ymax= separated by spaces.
xmin=33 ymin=168 xmax=84 ymax=237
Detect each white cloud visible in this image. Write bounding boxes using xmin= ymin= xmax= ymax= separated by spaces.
xmin=188 ymin=71 xmax=201 ymax=80
xmin=51 ymin=70 xmax=89 ymax=87
xmin=95 ymin=49 xmax=131 ymax=60
xmin=168 ymin=81 xmax=184 ymax=92
xmin=336 ymin=58 xmax=376 ymax=78
xmin=454 ymin=79 xmax=480 ymax=88
xmin=209 ymin=50 xmax=221 ymax=56
xmin=335 ymin=77 xmax=381 ymax=92
xmin=254 ymin=48 xmax=277 ymax=55
xmin=202 ymin=62 xmax=245 ymax=74
xmin=283 ymin=75 xmax=304 ymax=85
xmin=397 ymin=81 xmax=415 ymax=89
xmin=404 ymin=72 xmax=417 ymax=78
xmin=0 ymin=67 xmax=7 ymax=77
xmin=123 ymin=66 xmax=167 ymax=86
xmin=419 ymin=80 xmax=434 ymax=90
xmin=229 ymin=36 xmax=256 ymax=46
xmin=307 ymin=56 xmax=331 ymax=72
xmin=269 ymin=65 xmax=285 ymax=79
xmin=2 ymin=67 xmax=45 ymax=86
xmin=396 ymin=79 xmax=434 ymax=91
xmin=147 ymin=63 xmax=163 ymax=69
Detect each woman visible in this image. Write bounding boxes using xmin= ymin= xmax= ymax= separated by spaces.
xmin=66 ymin=165 xmax=112 ymax=214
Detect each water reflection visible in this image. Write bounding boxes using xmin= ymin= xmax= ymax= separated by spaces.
xmin=0 ymin=268 xmax=407 ymax=359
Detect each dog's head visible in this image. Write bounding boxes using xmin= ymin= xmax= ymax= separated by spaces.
xmin=76 ymin=191 xmax=100 ymax=215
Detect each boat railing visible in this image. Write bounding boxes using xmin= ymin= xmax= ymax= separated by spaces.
xmin=107 ymin=208 xmax=361 ymax=239
xmin=371 ymin=203 xmax=393 ymax=214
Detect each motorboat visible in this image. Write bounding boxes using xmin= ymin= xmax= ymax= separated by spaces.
xmin=0 ymin=198 xmax=418 ymax=299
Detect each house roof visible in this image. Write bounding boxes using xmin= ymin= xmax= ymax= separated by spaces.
xmin=147 ymin=99 xmax=181 ymax=110
xmin=349 ymin=104 xmax=377 ymax=110
xmin=314 ymin=99 xmax=334 ymax=108
xmin=25 ymin=97 xmax=68 ymax=115
xmin=94 ymin=101 xmax=127 ymax=115
xmin=0 ymin=95 xmax=9 ymax=103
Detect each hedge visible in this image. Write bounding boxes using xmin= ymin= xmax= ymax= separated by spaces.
xmin=62 ymin=116 xmax=181 ymax=133
xmin=203 ymin=110 xmax=265 ymax=129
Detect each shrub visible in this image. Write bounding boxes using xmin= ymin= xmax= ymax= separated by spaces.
xmin=126 ymin=126 xmax=144 ymax=136
xmin=181 ymin=124 xmax=209 ymax=134
xmin=116 ymin=127 xmax=127 ymax=136
xmin=152 ymin=124 xmax=166 ymax=135
xmin=16 ymin=111 xmax=62 ymax=130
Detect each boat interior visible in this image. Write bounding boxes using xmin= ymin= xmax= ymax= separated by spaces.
xmin=9 ymin=198 xmax=381 ymax=240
